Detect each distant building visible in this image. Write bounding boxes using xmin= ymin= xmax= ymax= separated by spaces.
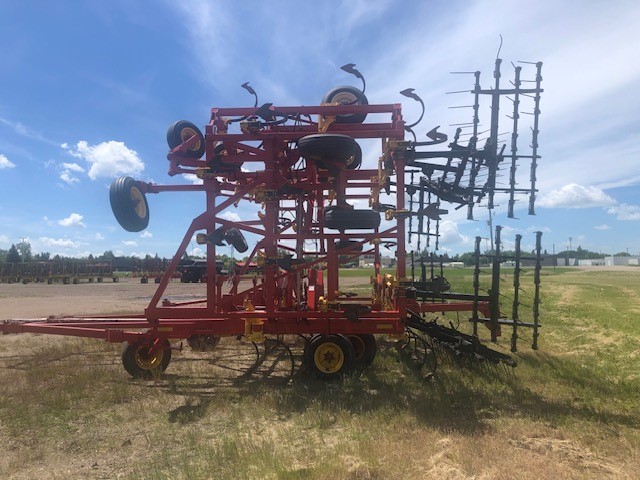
xmin=605 ymin=256 xmax=640 ymax=266
xmin=578 ymin=259 xmax=605 ymax=266
xmin=358 ymin=254 xmax=395 ymax=268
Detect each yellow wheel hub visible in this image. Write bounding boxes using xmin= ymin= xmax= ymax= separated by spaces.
xmin=180 ymin=127 xmax=201 ymax=150
xmin=130 ymin=187 xmax=147 ymax=219
xmin=314 ymin=342 xmax=344 ymax=373
xmin=134 ymin=345 xmax=164 ymax=370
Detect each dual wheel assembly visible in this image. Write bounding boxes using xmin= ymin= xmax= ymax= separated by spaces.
xmin=303 ymin=333 xmax=377 ymax=380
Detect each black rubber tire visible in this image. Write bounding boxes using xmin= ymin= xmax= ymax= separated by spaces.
xmin=122 ymin=339 xmax=172 ymax=379
xmin=346 ymin=142 xmax=362 ymax=170
xmin=303 ymin=334 xmax=355 ymax=380
xmin=335 ymin=240 xmax=364 ymax=251
xmin=347 ymin=334 xmax=377 ymax=366
xmin=140 ymin=277 xmax=148 ymax=284
xmin=322 ymin=85 xmax=368 ymax=124
xmin=166 ymin=120 xmax=205 ymax=158
xmin=187 ymin=334 xmax=221 ymax=352
xmin=225 ymin=228 xmax=248 ymax=253
xmin=298 ymin=134 xmax=358 ymax=164
xmin=324 ymin=208 xmax=380 ymax=230
xmin=97 ymin=277 xmax=103 ymax=283
xmin=208 ymin=143 xmax=241 ymax=173
xmin=109 ymin=176 xmax=150 ymax=232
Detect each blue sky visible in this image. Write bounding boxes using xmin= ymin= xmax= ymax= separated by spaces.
xmin=1 ymin=0 xmax=639 ymax=259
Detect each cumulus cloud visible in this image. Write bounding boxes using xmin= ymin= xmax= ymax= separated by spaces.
xmin=538 ymin=183 xmax=616 ymax=209
xmin=60 ymin=171 xmax=80 ymax=185
xmin=594 ymin=224 xmax=611 ymax=230
xmin=219 ymin=211 xmax=241 ymax=222
xmin=38 ymin=237 xmax=82 ymax=249
xmin=62 ymin=162 xmax=84 ymax=173
xmin=64 ymin=140 xmax=144 ymax=179
xmin=438 ymin=220 xmax=470 ymax=245
xmin=183 ymin=173 xmax=203 ymax=185
xmin=122 ymin=240 xmax=138 ymax=247
xmin=58 ymin=213 xmax=86 ymax=228
xmin=94 ymin=232 xmax=105 ymax=241
xmin=0 ymin=154 xmax=16 ymax=169
xmin=607 ymin=204 xmax=640 ymax=221
xmin=140 ymin=231 xmax=153 ymax=238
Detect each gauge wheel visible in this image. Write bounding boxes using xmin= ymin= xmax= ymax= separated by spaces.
xmin=303 ymin=334 xmax=355 ymax=380
xmin=322 ymin=85 xmax=368 ymax=124
xmin=225 ymin=227 xmax=248 ymax=253
xmin=109 ymin=176 xmax=150 ymax=232
xmin=122 ymin=339 xmax=172 ymax=379
xmin=347 ymin=334 xmax=377 ymax=366
xmin=298 ymin=134 xmax=358 ymax=166
xmin=335 ymin=239 xmax=364 ymax=251
xmin=166 ymin=120 xmax=205 ymax=158
xmin=324 ymin=207 xmax=380 ymax=230
xmin=346 ymin=142 xmax=362 ymax=170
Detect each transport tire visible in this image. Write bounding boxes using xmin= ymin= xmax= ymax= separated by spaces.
xmin=166 ymin=120 xmax=205 ymax=158
xmin=298 ymin=134 xmax=358 ymax=165
xmin=322 ymin=85 xmax=368 ymax=124
xmin=347 ymin=334 xmax=377 ymax=366
xmin=110 ymin=176 xmax=150 ymax=232
xmin=140 ymin=276 xmax=148 ymax=284
xmin=346 ymin=142 xmax=362 ymax=170
xmin=225 ymin=228 xmax=248 ymax=253
xmin=324 ymin=207 xmax=380 ymax=230
xmin=303 ymin=334 xmax=355 ymax=380
xmin=335 ymin=239 xmax=364 ymax=251
xmin=122 ymin=339 xmax=172 ymax=379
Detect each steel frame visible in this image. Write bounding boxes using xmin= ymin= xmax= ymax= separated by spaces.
xmin=2 ymin=101 xmax=495 ymax=347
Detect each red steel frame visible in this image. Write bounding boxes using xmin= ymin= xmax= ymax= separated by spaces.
xmin=2 ymin=102 xmax=491 ymax=346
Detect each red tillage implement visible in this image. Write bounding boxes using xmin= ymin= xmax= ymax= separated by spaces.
xmin=2 ymin=60 xmax=544 ymax=379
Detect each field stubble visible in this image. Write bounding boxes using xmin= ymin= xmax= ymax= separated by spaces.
xmin=0 ymin=268 xmax=639 ymax=479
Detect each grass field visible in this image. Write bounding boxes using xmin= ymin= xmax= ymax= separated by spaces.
xmin=0 ymin=267 xmax=639 ymax=479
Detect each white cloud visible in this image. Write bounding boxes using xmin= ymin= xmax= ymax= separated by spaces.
xmin=538 ymin=184 xmax=616 ymax=209
xmin=65 ymin=140 xmax=144 ymax=180
xmin=122 ymin=240 xmax=138 ymax=247
xmin=606 ymin=204 xmax=640 ymax=221
xmin=594 ymin=224 xmax=611 ymax=231
xmin=438 ymin=220 xmax=470 ymax=246
xmin=183 ymin=173 xmax=203 ymax=185
xmin=0 ymin=154 xmax=16 ymax=169
xmin=62 ymin=162 xmax=84 ymax=173
xmin=219 ymin=211 xmax=241 ymax=222
xmin=58 ymin=213 xmax=86 ymax=228
xmin=140 ymin=230 xmax=153 ymax=238
xmin=38 ymin=237 xmax=82 ymax=249
xmin=189 ymin=247 xmax=205 ymax=257
xmin=59 ymin=171 xmax=80 ymax=185
xmin=94 ymin=232 xmax=105 ymax=241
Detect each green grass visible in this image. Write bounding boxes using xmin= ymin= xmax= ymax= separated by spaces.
xmin=1 ymin=268 xmax=639 ymax=478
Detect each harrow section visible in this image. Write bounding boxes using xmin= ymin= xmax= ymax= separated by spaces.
xmin=1 ymin=58 xmax=544 ymax=380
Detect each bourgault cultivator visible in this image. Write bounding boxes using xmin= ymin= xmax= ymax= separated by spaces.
xmin=2 ymin=58 xmax=544 ymax=380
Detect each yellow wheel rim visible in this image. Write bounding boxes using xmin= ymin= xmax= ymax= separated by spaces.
xmin=134 ymin=344 xmax=164 ymax=371
xmin=180 ymin=127 xmax=201 ymax=150
xmin=130 ymin=187 xmax=147 ymax=219
xmin=314 ymin=342 xmax=344 ymax=373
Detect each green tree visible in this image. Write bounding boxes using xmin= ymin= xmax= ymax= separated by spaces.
xmin=16 ymin=240 xmax=32 ymax=262
xmin=6 ymin=244 xmax=21 ymax=263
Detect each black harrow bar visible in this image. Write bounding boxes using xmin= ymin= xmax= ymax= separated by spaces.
xmin=406 ymin=310 xmax=517 ymax=367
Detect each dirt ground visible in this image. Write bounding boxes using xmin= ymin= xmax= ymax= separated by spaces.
xmin=0 ymin=276 xmax=370 ymax=320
